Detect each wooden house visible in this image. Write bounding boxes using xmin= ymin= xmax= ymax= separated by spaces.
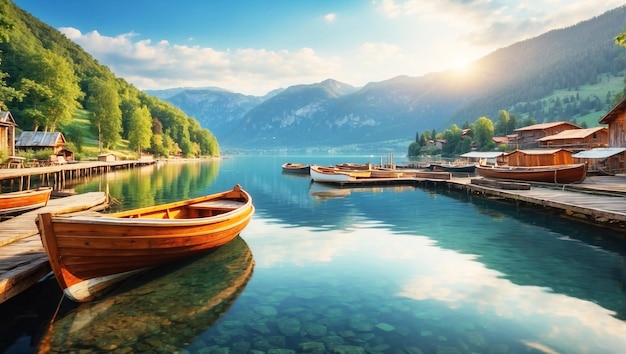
xmin=0 ymin=111 xmax=17 ymax=158
xmin=536 ymin=127 xmax=608 ymax=151
xmin=514 ymin=122 xmax=581 ymax=149
xmin=573 ymin=148 xmax=626 ymax=175
xmin=15 ymin=131 xmax=66 ymax=154
xmin=599 ymin=95 xmax=626 ymax=147
xmin=504 ymin=149 xmax=573 ymax=166
xmin=598 ymin=95 xmax=626 ymax=173
xmin=98 ymin=153 xmax=117 ymax=162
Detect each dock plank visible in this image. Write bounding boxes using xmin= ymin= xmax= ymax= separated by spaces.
xmin=0 ymin=192 xmax=107 ymax=303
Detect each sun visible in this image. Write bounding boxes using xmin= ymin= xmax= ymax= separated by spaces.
xmin=453 ymin=58 xmax=472 ymax=73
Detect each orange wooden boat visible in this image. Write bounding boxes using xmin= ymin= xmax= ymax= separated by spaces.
xmin=36 ymin=184 xmax=254 ymax=302
xmin=476 ymin=163 xmax=587 ymax=184
xmin=0 ymin=187 xmax=52 ymax=214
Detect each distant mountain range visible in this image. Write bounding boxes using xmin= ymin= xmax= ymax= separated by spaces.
xmin=150 ymin=6 xmax=626 ymax=151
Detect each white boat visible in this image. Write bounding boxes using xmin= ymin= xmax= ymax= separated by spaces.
xmin=310 ymin=165 xmax=359 ymax=183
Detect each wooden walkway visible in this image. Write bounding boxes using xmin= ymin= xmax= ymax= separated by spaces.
xmin=0 ymin=192 xmax=107 ymax=303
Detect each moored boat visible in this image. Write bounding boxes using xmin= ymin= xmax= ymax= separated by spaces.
xmin=475 ymin=163 xmax=587 ymax=184
xmin=281 ymin=162 xmax=310 ymax=174
xmin=38 ymin=236 xmax=254 ymax=352
xmin=310 ymin=165 xmax=368 ymax=182
xmin=428 ymin=163 xmax=477 ymax=174
xmin=36 ymin=184 xmax=254 ymax=302
xmin=0 ymin=187 xmax=53 ymax=214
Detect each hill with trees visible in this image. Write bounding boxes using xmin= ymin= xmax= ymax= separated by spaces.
xmin=0 ymin=0 xmax=218 ymax=159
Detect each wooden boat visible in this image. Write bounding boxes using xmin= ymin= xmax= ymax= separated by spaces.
xmin=369 ymin=167 xmax=403 ymax=178
xmin=36 ymin=184 xmax=254 ymax=302
xmin=0 ymin=187 xmax=52 ymax=214
xmin=310 ymin=165 xmax=371 ymax=182
xmin=39 ymin=236 xmax=254 ymax=352
xmin=428 ymin=163 xmax=477 ymax=174
xmin=281 ymin=162 xmax=310 ymax=174
xmin=475 ymin=163 xmax=587 ymax=184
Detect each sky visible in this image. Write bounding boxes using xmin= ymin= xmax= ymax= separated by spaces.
xmin=12 ymin=0 xmax=626 ymax=96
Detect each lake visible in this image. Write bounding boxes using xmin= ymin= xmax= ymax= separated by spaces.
xmin=1 ymin=155 xmax=625 ymax=353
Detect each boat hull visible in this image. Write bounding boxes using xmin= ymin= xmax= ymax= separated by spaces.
xmin=476 ymin=163 xmax=587 ymax=184
xmin=37 ymin=185 xmax=254 ymax=302
xmin=0 ymin=187 xmax=52 ymax=214
xmin=281 ymin=162 xmax=310 ymax=174
xmin=310 ymin=165 xmax=358 ymax=182
xmin=428 ymin=164 xmax=477 ymax=173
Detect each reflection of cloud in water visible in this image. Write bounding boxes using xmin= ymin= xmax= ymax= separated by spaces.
xmin=242 ymin=217 xmax=626 ymax=353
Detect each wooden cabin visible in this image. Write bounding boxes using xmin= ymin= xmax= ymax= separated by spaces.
xmin=573 ymin=148 xmax=626 ymax=175
xmin=0 ymin=111 xmax=17 ymax=158
xmin=599 ymin=95 xmax=626 ymax=148
xmin=98 ymin=153 xmax=117 ymax=162
xmin=16 ymin=131 xmax=66 ymax=154
xmin=504 ymin=149 xmax=573 ymax=166
xmin=514 ymin=122 xmax=581 ymax=149
xmin=536 ymin=127 xmax=608 ymax=151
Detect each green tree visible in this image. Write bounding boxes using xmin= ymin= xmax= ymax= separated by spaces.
xmin=473 ymin=116 xmax=495 ymax=151
xmin=19 ymin=50 xmax=82 ymax=131
xmin=0 ymin=5 xmax=19 ymax=110
xmin=85 ymin=77 xmax=122 ymax=150
xmin=128 ymin=105 xmax=153 ymax=156
xmin=616 ymin=31 xmax=626 ymax=48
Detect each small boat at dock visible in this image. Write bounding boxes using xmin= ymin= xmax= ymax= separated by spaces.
xmin=36 ymin=184 xmax=254 ymax=302
xmin=428 ymin=163 xmax=477 ymax=174
xmin=475 ymin=163 xmax=587 ymax=184
xmin=310 ymin=165 xmax=370 ymax=182
xmin=281 ymin=162 xmax=310 ymax=174
xmin=0 ymin=187 xmax=53 ymax=214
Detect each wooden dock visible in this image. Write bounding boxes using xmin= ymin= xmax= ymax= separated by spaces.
xmin=0 ymin=159 xmax=156 ymax=191
xmin=313 ymin=174 xmax=626 ymax=233
xmin=0 ymin=192 xmax=107 ymax=304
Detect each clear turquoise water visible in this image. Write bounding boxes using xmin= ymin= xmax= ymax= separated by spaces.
xmin=1 ymin=155 xmax=625 ymax=353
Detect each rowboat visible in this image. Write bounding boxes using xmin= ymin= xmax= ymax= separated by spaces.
xmin=475 ymin=163 xmax=587 ymax=184
xmin=36 ymin=184 xmax=254 ymax=302
xmin=310 ymin=165 xmax=371 ymax=183
xmin=428 ymin=163 xmax=477 ymax=174
xmin=39 ymin=236 xmax=254 ymax=352
xmin=281 ymin=162 xmax=310 ymax=174
xmin=0 ymin=187 xmax=52 ymax=214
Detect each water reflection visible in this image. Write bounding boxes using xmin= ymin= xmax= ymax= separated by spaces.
xmin=39 ymin=236 xmax=254 ymax=352
xmin=237 ymin=218 xmax=626 ymax=354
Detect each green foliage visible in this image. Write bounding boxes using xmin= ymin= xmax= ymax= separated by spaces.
xmin=85 ymin=77 xmax=122 ymax=150
xmin=128 ymin=105 xmax=152 ymax=154
xmin=0 ymin=1 xmax=219 ymax=157
xmin=473 ymin=117 xmax=495 ymax=151
xmin=0 ymin=148 xmax=7 ymax=163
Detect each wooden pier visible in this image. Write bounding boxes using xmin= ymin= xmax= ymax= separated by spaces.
xmin=0 ymin=192 xmax=107 ymax=304
xmin=314 ymin=174 xmax=626 ymax=233
xmin=0 ymin=159 xmax=156 ymax=191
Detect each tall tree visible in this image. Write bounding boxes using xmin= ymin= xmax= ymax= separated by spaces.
xmin=85 ymin=77 xmax=122 ymax=150
xmin=19 ymin=50 xmax=82 ymax=131
xmin=473 ymin=117 xmax=495 ymax=151
xmin=128 ymin=105 xmax=153 ymax=156
xmin=0 ymin=4 xmax=19 ymax=110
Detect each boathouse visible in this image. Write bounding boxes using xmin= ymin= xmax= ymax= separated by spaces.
xmin=598 ymin=96 xmax=626 ymax=173
xmin=504 ymin=149 xmax=573 ymax=166
xmin=0 ymin=111 xmax=17 ymax=158
xmin=536 ymin=127 xmax=608 ymax=151
xmin=15 ymin=131 xmax=66 ymax=154
xmin=573 ymin=147 xmax=626 ymax=174
xmin=514 ymin=122 xmax=581 ymax=149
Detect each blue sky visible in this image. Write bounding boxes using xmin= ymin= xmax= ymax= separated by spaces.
xmin=13 ymin=0 xmax=626 ymax=96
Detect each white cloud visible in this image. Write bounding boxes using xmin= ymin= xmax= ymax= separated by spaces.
xmin=59 ymin=28 xmax=343 ymax=96
xmin=324 ymin=13 xmax=337 ymax=22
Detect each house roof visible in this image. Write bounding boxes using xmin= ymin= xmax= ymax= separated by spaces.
xmin=460 ymin=151 xmax=505 ymax=158
xmin=506 ymin=149 xmax=567 ymax=156
xmin=537 ymin=127 xmax=607 ymax=141
xmin=16 ymin=131 xmax=66 ymax=147
xmin=599 ymin=95 xmax=626 ymax=124
xmin=572 ymin=147 xmax=626 ymax=159
xmin=514 ymin=121 xmax=580 ymax=132
xmin=492 ymin=136 xmax=509 ymax=144
xmin=0 ymin=111 xmax=16 ymax=126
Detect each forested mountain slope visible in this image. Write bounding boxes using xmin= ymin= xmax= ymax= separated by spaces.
xmin=0 ymin=1 xmax=218 ymax=157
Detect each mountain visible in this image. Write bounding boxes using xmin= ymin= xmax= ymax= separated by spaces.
xmin=152 ymin=6 xmax=626 ymax=151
